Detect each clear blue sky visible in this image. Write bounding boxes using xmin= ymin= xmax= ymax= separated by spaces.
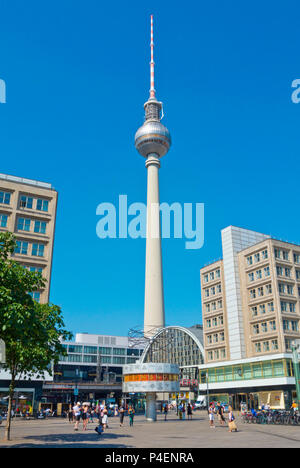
xmin=1 ymin=0 xmax=300 ymax=337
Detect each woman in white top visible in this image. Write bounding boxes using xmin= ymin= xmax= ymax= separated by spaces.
xmin=102 ymin=408 xmax=108 ymax=430
xmin=208 ymin=403 xmax=215 ymax=428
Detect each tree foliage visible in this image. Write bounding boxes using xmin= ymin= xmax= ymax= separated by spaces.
xmin=0 ymin=231 xmax=72 ymax=439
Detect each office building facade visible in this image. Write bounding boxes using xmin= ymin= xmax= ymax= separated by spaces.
xmin=0 ymin=173 xmax=58 ymax=303
xmin=199 ymin=226 xmax=300 ymax=409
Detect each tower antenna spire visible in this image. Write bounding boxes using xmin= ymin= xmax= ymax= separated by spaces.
xmin=150 ymin=14 xmax=156 ymax=99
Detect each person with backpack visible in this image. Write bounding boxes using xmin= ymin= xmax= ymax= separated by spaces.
xmin=216 ymin=402 xmax=226 ymax=426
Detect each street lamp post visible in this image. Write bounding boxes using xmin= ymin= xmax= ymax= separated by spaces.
xmin=206 ymin=372 xmax=209 ymax=411
xmin=292 ymin=344 xmax=300 ymax=410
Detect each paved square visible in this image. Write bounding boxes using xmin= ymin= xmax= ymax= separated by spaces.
xmin=1 ymin=411 xmax=300 ymax=448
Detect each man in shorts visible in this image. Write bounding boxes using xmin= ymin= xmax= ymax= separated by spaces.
xmin=73 ymin=402 xmax=81 ymax=431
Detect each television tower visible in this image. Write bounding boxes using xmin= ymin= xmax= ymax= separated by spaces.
xmin=135 ymin=15 xmax=171 ymax=338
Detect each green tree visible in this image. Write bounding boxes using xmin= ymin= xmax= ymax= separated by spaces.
xmin=0 ymin=232 xmax=72 ymax=440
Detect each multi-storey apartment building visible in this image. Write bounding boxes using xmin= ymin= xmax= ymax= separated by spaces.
xmin=201 ymin=260 xmax=229 ymax=363
xmin=199 ymin=226 xmax=300 ymax=410
xmin=0 ymin=173 xmax=58 ymax=303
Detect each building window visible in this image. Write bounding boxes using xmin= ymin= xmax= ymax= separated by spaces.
xmin=113 ymin=356 xmax=125 ymax=364
xmin=264 ymin=266 xmax=270 ymax=277
xmin=285 ymin=268 xmax=291 ymax=278
xmin=0 ymin=191 xmax=11 ymax=205
xmin=84 ymin=346 xmax=97 ymax=354
xmin=265 ymin=284 xmax=272 ymax=294
xmin=282 ymin=250 xmax=289 ymax=261
xmin=267 ymin=302 xmax=274 ymax=313
xmin=248 ymin=272 xmax=254 ymax=282
xmin=215 ymin=269 xmax=221 ymax=278
xmin=67 ymin=354 xmax=82 ymax=362
xmin=17 ymin=217 xmax=31 ymax=232
xmin=207 ymin=335 xmax=212 ymax=344
xmin=269 ymin=320 xmax=276 ymax=331
xmin=0 ymin=214 xmax=8 ymax=228
xmin=256 ymin=270 xmax=262 ymax=280
xmin=247 ymin=256 xmax=253 ymax=265
xmin=205 ymin=304 xmax=210 ymax=313
xmin=15 ymin=241 xmax=28 ymax=255
xmin=263 ymin=341 xmax=270 ymax=352
xmin=99 ymin=347 xmax=112 ymax=355
xmin=251 ymin=306 xmax=258 ymax=317
xmin=294 ymin=253 xmax=300 ymax=264
xmin=68 ymin=345 xmax=83 ymax=353
xmin=34 ymin=221 xmax=47 ymax=234
xmin=218 ymin=300 xmax=222 ymax=309
xmin=253 ymin=324 xmax=259 ymax=335
xmin=271 ymin=340 xmax=278 ymax=351
xmin=250 ymin=289 xmax=256 ymax=299
xmin=113 ymin=348 xmax=125 ymax=356
xmin=259 ymin=304 xmax=266 ymax=315
xmin=254 ymin=253 xmax=260 ymax=263
xmin=210 ymin=272 xmax=214 ymax=281
xmin=29 ymin=266 xmax=43 ymax=274
xmin=205 ymin=289 xmax=209 ymax=298
xmin=208 ymin=351 xmax=213 ymax=361
xmin=257 ymin=287 xmax=264 ymax=297
xmin=83 ymin=355 xmax=97 ymax=363
xmin=261 ymin=322 xmax=268 ymax=333
xmin=20 ymin=195 xmax=33 ymax=209
xmin=206 ymin=319 xmax=211 ymax=328
xmin=204 ymin=274 xmax=209 ymax=283
xmin=32 ymin=243 xmax=45 ymax=257
xmin=36 ymin=198 xmax=49 ymax=212
xmin=262 ymin=249 xmax=268 ymax=260
xmin=28 ymin=291 xmax=40 ymax=302
xmin=255 ymin=343 xmax=261 ymax=353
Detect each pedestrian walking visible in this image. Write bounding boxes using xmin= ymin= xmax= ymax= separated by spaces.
xmin=82 ymin=404 xmax=89 ymax=431
xmin=208 ymin=403 xmax=215 ymax=429
xmin=187 ymin=403 xmax=193 ymax=420
xmin=164 ymin=403 xmax=168 ymax=421
xmin=228 ymin=406 xmax=238 ymax=432
xmin=128 ymin=405 xmax=135 ymax=427
xmin=216 ymin=402 xmax=226 ymax=426
xmin=178 ymin=403 xmax=183 ymax=420
xmin=102 ymin=407 xmax=108 ymax=430
xmin=182 ymin=403 xmax=186 ymax=420
xmin=68 ymin=405 xmax=73 ymax=423
xmin=119 ymin=405 xmax=125 ymax=427
xmin=73 ymin=402 xmax=81 ymax=431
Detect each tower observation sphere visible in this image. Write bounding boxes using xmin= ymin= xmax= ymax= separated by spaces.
xmin=134 ymin=99 xmax=171 ymax=158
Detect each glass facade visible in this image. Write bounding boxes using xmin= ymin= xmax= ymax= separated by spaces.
xmin=199 ymin=359 xmax=294 ymax=384
xmin=143 ymin=327 xmax=204 ymax=368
